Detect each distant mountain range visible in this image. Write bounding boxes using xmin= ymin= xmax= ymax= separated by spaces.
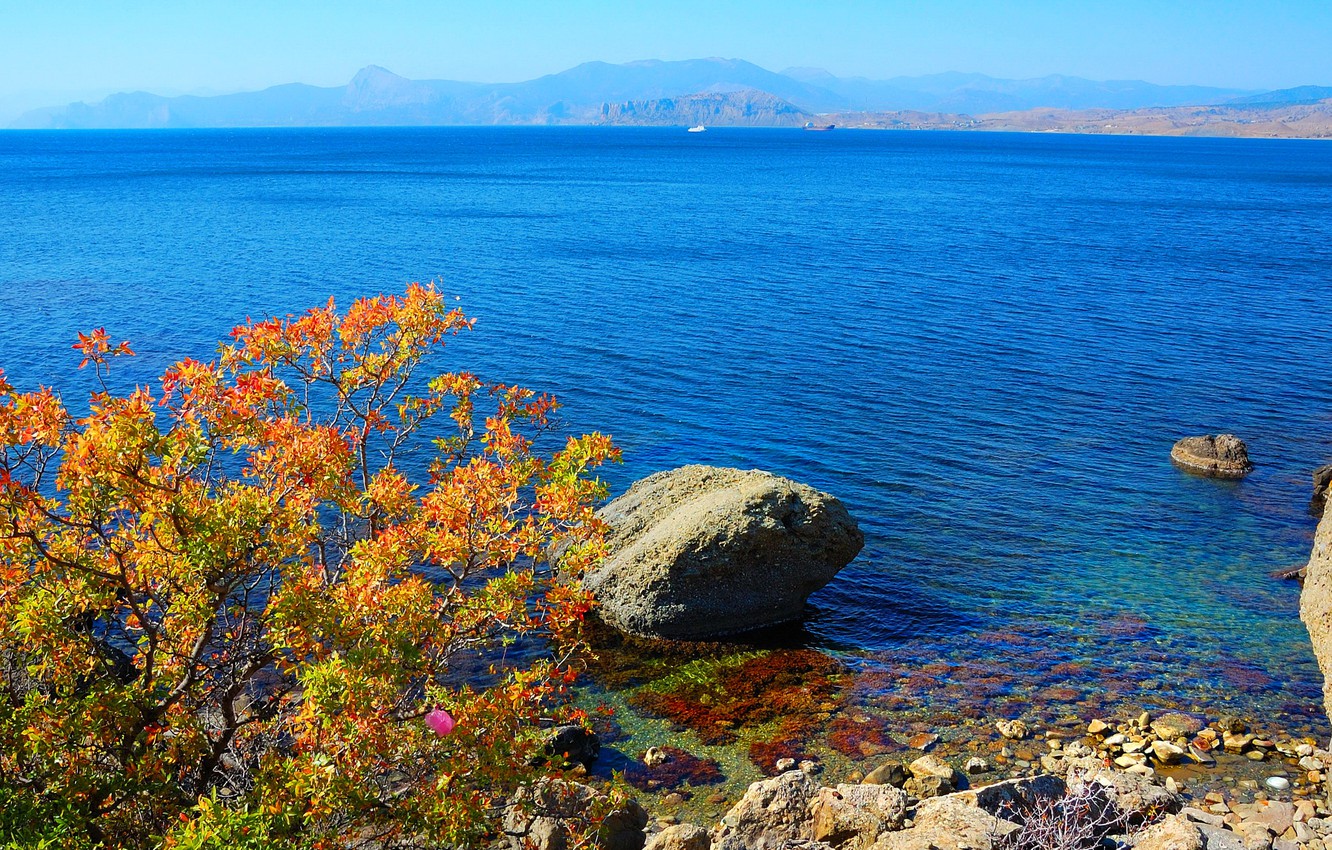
xmin=8 ymin=58 xmax=1327 ymax=132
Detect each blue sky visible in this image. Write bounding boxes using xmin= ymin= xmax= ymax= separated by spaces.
xmin=2 ymin=0 xmax=1329 ymax=115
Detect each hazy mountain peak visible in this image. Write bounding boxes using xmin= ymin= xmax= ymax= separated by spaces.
xmin=781 ymin=67 xmax=837 ymax=84
xmin=344 ymin=65 xmax=427 ymax=110
xmin=351 ymin=65 xmax=405 ymax=84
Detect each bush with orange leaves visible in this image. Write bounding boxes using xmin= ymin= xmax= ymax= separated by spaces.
xmin=0 ymin=284 xmax=620 ymax=849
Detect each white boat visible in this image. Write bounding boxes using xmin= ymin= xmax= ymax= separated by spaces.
xmin=687 ymin=124 xmax=706 ymax=133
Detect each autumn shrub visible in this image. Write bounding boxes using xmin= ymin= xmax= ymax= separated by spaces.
xmin=0 ymin=284 xmax=619 ymax=849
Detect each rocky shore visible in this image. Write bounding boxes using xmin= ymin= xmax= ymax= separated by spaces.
xmin=520 ymin=709 xmax=1332 ymax=850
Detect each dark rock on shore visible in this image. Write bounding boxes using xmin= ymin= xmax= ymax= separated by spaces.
xmin=583 ymin=466 xmax=863 ymax=640
xmin=1170 ymin=434 xmax=1254 ymax=478
xmin=543 ymin=724 xmax=601 ymax=768
xmin=1312 ymin=463 xmax=1332 ymax=518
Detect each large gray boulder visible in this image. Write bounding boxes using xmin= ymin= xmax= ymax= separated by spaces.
xmin=1170 ymin=434 xmax=1253 ymax=478
xmin=1300 ymin=507 xmax=1332 ymax=720
xmin=585 ymin=466 xmax=863 ymax=639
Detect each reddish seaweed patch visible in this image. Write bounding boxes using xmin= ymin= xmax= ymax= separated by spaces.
xmin=628 ymin=649 xmax=844 ymax=744
xmin=622 ymin=746 xmax=725 ymax=792
xmin=748 ymin=716 xmax=822 ymax=775
xmin=827 ymin=713 xmax=904 ymax=760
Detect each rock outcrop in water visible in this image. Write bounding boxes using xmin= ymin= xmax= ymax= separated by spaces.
xmin=1312 ymin=463 xmax=1332 ymax=518
xmin=583 ymin=465 xmax=863 ymax=640
xmin=1301 ymin=506 xmax=1332 ymax=720
xmin=1169 ymin=434 xmax=1254 ymax=478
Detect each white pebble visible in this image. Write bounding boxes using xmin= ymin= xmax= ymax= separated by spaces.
xmin=1265 ymin=776 xmax=1291 ymax=791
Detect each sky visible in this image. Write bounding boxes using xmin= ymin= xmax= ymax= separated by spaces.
xmin=2 ymin=0 xmax=1330 ymax=119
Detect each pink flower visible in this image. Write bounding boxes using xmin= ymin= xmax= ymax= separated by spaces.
xmin=425 ymin=708 xmax=456 ymax=737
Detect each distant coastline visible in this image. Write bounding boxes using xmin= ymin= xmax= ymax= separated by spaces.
xmin=10 ymin=58 xmax=1331 ymax=139
xmin=825 ymin=101 xmax=1332 ymax=140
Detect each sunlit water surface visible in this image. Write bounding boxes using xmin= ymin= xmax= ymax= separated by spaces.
xmin=2 ymin=127 xmax=1330 ymax=743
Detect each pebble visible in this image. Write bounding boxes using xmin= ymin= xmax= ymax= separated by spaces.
xmin=1088 ymin=719 xmax=1109 ymax=735
xmin=908 ymin=732 xmax=939 ymax=750
xmin=775 ymin=758 xmax=796 ymax=772
xmin=1182 ymin=806 xmax=1226 ymax=827
xmin=1266 ymin=776 xmax=1291 ymax=791
xmin=1151 ymin=740 xmax=1185 ymax=764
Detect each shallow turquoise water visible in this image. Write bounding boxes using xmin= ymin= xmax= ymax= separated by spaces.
xmin=0 ymin=127 xmax=1329 ymax=731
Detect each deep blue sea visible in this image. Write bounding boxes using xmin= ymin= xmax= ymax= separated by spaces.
xmin=2 ymin=127 xmax=1331 ymax=733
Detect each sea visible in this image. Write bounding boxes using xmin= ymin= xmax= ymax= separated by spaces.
xmin=1 ymin=126 xmax=1331 ymax=739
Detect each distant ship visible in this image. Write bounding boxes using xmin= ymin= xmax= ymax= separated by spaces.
xmin=687 ymin=125 xmax=706 ymax=133
xmin=803 ymin=122 xmax=836 ymax=131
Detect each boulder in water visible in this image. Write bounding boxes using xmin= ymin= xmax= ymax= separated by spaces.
xmin=584 ymin=465 xmax=863 ymax=640
xmin=1170 ymin=434 xmax=1253 ymax=478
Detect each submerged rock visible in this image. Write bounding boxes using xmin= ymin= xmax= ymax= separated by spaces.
xmin=584 ymin=465 xmax=863 ymax=639
xmin=1170 ymin=434 xmax=1253 ymax=478
xmin=1301 ymin=506 xmax=1332 ymax=722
